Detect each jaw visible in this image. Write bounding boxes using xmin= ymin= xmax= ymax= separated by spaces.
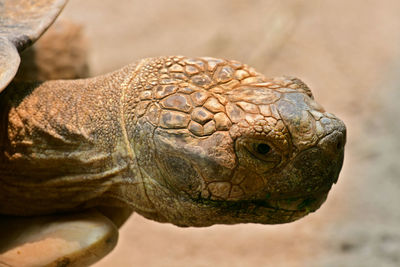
xmin=191 ymin=190 xmax=329 ymax=226
xmin=140 ymin=179 xmax=330 ymax=227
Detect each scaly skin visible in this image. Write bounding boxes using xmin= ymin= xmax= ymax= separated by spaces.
xmin=0 ymin=56 xmax=346 ymax=227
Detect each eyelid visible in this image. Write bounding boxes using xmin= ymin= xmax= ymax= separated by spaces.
xmin=245 ymin=142 xmax=279 ymax=163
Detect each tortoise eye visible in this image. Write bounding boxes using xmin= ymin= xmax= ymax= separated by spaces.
xmin=256 ymin=143 xmax=271 ymax=155
xmin=240 ymin=140 xmax=281 ymax=169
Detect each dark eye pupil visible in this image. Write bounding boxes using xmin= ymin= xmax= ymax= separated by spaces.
xmin=256 ymin=143 xmax=270 ymax=154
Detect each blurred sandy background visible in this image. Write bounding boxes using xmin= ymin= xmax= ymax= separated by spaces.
xmin=53 ymin=0 xmax=400 ymax=266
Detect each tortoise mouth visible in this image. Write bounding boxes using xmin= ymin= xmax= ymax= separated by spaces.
xmin=190 ymin=191 xmax=329 ymax=225
xmin=198 ymin=192 xmax=327 ymax=212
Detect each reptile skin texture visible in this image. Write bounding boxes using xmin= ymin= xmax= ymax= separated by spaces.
xmin=0 ymin=56 xmax=346 ymax=227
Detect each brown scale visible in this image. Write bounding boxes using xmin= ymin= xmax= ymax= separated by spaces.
xmin=132 ymin=56 xmax=270 ymax=139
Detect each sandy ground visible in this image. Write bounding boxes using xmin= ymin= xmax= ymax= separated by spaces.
xmin=51 ymin=0 xmax=400 ymax=266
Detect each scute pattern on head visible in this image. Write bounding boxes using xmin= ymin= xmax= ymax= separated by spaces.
xmin=122 ymin=56 xmax=270 ymax=137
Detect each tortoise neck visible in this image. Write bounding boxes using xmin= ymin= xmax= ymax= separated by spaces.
xmin=0 ymin=70 xmax=137 ymax=215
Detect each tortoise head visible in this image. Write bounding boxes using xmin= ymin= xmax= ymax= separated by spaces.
xmin=127 ymin=57 xmax=346 ymax=226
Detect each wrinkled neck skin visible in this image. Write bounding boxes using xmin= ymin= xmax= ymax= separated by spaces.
xmin=0 ymin=56 xmax=346 ymax=227
xmin=0 ymin=62 xmax=158 ymax=219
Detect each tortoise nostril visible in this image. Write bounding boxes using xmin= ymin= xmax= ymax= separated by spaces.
xmin=319 ymin=130 xmax=345 ymax=156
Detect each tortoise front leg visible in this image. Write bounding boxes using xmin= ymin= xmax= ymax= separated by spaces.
xmin=0 ymin=210 xmax=118 ymax=267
